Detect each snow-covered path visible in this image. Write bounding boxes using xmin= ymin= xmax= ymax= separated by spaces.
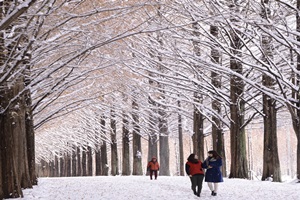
xmin=13 ymin=176 xmax=300 ymax=200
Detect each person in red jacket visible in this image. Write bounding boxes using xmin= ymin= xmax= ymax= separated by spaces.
xmin=147 ymin=156 xmax=159 ymax=180
xmin=185 ymin=153 xmax=205 ymax=197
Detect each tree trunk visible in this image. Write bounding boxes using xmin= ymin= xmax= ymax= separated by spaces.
xmin=147 ymin=72 xmax=158 ymax=174
xmin=60 ymin=153 xmax=65 ymax=177
xmin=40 ymin=159 xmax=49 ymax=177
xmin=158 ymin=107 xmax=170 ymax=176
xmin=0 ymin=0 xmax=36 ymax=197
xmin=25 ymin=83 xmax=36 ymax=184
xmin=95 ymin=146 xmax=101 ymax=176
xmin=54 ymin=155 xmax=59 ymax=177
xmin=122 ymin=112 xmax=130 ymax=175
xmin=101 ymin=142 xmax=108 ymax=175
xmin=260 ymin=0 xmax=281 ymax=182
xmin=289 ymin=95 xmax=300 ymax=181
xmin=0 ymin=130 xmax=2 ymax=200
xmin=100 ymin=116 xmax=108 ymax=176
xmin=226 ymin=1 xmax=248 ymax=179
xmin=191 ymin=20 xmax=205 ymax=161
xmin=77 ymin=147 xmax=82 ymax=176
xmin=66 ymin=152 xmax=71 ymax=177
xmin=262 ymin=85 xmax=281 ymax=181
xmin=82 ymin=150 xmax=87 ymax=176
xmin=0 ymin=7 xmax=4 ymax=196
xmin=0 ymin=79 xmax=29 ymax=198
xmin=178 ymin=100 xmax=184 ymax=176
xmin=14 ymin=80 xmax=31 ymax=189
xmin=49 ymin=161 xmax=54 ymax=177
xmin=132 ymin=99 xmax=143 ymax=175
xmin=294 ymin=0 xmax=300 ymax=182
xmin=87 ymin=146 xmax=93 ymax=176
xmin=297 ymin=138 xmax=300 ymax=180
xmin=110 ymin=109 xmax=119 ymax=176
xmin=147 ymin=104 xmax=158 ymax=175
xmin=0 ymin=147 xmax=2 ymax=199
xmin=23 ymin=36 xmax=36 ymax=185
xmin=147 ymin=96 xmax=158 ymax=166
xmin=192 ymin=96 xmax=205 ymax=161
xmin=72 ymin=146 xmax=77 ymax=176
xmin=148 ymin=135 xmax=158 ymax=160
xmin=147 ymin=111 xmax=158 ymax=176
xmin=210 ymin=24 xmax=226 ymax=176
xmin=229 ymin=33 xmax=248 ymax=178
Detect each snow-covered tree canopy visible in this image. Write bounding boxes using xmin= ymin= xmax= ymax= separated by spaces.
xmin=1 ymin=0 xmax=297 ymax=163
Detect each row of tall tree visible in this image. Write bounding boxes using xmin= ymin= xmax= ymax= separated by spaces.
xmin=0 ymin=0 xmax=155 ymax=198
xmin=2 ymin=0 xmax=300 ymax=198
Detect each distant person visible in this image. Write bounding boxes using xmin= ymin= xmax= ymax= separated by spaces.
xmin=147 ymin=156 xmax=159 ymax=180
xmin=185 ymin=153 xmax=205 ymax=197
xmin=202 ymin=150 xmax=223 ymax=196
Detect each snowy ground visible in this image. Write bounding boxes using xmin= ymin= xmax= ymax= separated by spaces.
xmin=13 ymin=176 xmax=300 ymax=200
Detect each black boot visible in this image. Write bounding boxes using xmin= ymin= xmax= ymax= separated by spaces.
xmin=212 ymin=192 xmax=217 ymax=196
xmin=211 ymin=191 xmax=214 ymax=196
xmin=193 ymin=190 xmax=197 ymax=195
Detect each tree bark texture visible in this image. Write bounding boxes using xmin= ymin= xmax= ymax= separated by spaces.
xmin=132 ymin=100 xmax=143 ymax=175
xmin=158 ymin=101 xmax=170 ymax=176
xmin=54 ymin=155 xmax=59 ymax=177
xmin=260 ymin=0 xmax=281 ymax=182
xmin=24 ymin=85 xmax=36 ymax=184
xmin=0 ymin=78 xmax=31 ymax=198
xmin=87 ymin=146 xmax=93 ymax=176
xmin=66 ymin=152 xmax=71 ymax=177
xmin=72 ymin=146 xmax=77 ymax=176
xmin=95 ymin=146 xmax=101 ymax=176
xmin=229 ymin=24 xmax=248 ymax=178
xmin=191 ymin=20 xmax=205 ymax=162
xmin=49 ymin=161 xmax=55 ymax=177
xmin=210 ymin=24 xmax=227 ymax=176
xmin=100 ymin=116 xmax=108 ymax=176
xmin=148 ymin=135 xmax=158 ymax=161
xmin=110 ymin=109 xmax=119 ymax=176
xmin=82 ymin=150 xmax=87 ymax=176
xmin=60 ymin=153 xmax=65 ymax=177
xmin=147 ymin=97 xmax=158 ymax=174
xmin=100 ymin=142 xmax=108 ymax=175
xmin=294 ymin=0 xmax=300 ymax=181
xmin=122 ymin=113 xmax=130 ymax=175
xmin=77 ymin=147 xmax=82 ymax=176
xmin=178 ymin=100 xmax=184 ymax=176
xmin=262 ymin=85 xmax=281 ymax=181
xmin=0 ymin=1 xmax=35 ymax=197
xmin=159 ymin=134 xmax=170 ymax=176
xmin=40 ymin=159 xmax=49 ymax=177
xmin=24 ymin=54 xmax=36 ymax=185
xmin=192 ymin=99 xmax=205 ymax=161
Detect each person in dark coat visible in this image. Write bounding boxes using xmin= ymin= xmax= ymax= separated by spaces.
xmin=185 ymin=153 xmax=205 ymax=197
xmin=202 ymin=150 xmax=223 ymax=196
xmin=147 ymin=156 xmax=159 ymax=180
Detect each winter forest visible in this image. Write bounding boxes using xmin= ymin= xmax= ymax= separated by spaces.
xmin=1 ymin=0 xmax=300 ymax=199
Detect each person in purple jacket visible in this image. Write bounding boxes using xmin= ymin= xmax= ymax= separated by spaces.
xmin=202 ymin=150 xmax=223 ymax=196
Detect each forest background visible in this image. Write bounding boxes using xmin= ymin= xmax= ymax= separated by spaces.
xmin=0 ymin=0 xmax=300 ymax=199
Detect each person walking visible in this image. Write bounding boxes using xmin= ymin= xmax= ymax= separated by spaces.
xmin=147 ymin=156 xmax=159 ymax=180
xmin=202 ymin=150 xmax=223 ymax=196
xmin=185 ymin=153 xmax=205 ymax=197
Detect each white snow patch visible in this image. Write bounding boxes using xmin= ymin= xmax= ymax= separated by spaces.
xmin=11 ymin=176 xmax=300 ymax=200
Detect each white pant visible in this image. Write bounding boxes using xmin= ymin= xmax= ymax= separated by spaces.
xmin=207 ymin=182 xmax=219 ymax=193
